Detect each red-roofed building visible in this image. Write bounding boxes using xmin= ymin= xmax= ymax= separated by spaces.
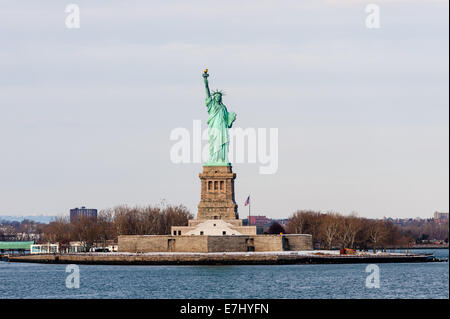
xmin=248 ymin=215 xmax=272 ymax=226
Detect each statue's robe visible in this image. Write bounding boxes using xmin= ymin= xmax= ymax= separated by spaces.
xmin=205 ymin=96 xmax=236 ymax=163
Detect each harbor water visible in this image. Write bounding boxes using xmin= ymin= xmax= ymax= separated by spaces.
xmin=0 ymin=249 xmax=448 ymax=299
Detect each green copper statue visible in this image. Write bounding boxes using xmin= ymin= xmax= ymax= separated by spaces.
xmin=203 ymin=69 xmax=236 ymax=166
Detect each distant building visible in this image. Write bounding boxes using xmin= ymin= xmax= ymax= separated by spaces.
xmin=273 ymin=218 xmax=289 ymax=226
xmin=434 ymin=212 xmax=449 ymax=223
xmin=30 ymin=243 xmax=59 ymax=254
xmin=0 ymin=241 xmax=34 ymax=255
xmin=70 ymin=206 xmax=97 ymax=223
xmin=434 ymin=212 xmax=448 ymax=219
xmin=30 ymin=241 xmax=118 ymax=254
xmin=248 ymin=215 xmax=272 ymax=226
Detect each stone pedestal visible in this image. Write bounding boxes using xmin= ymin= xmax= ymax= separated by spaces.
xmin=197 ymin=165 xmax=238 ymax=220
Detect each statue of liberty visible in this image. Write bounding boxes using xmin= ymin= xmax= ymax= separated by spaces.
xmin=202 ymin=69 xmax=236 ymax=166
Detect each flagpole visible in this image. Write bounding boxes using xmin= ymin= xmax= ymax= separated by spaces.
xmin=248 ymin=195 xmax=251 ymax=226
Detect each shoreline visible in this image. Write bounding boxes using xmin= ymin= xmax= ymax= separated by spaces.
xmin=4 ymin=251 xmax=446 ymax=265
xmin=393 ymin=247 xmax=449 ymax=250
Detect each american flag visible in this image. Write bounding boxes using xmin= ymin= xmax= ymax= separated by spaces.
xmin=244 ymin=195 xmax=250 ymax=206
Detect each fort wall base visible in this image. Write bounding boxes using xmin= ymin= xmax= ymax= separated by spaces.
xmin=118 ymin=234 xmax=313 ymax=253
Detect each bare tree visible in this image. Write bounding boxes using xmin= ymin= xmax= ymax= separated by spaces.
xmin=286 ymin=210 xmax=309 ymax=234
xmin=97 ymin=209 xmax=116 ymax=247
xmin=42 ymin=216 xmax=71 ymax=251
xmin=337 ymin=213 xmax=362 ymax=249
xmin=367 ymin=220 xmax=388 ymax=253
xmin=267 ymin=221 xmax=285 ymax=234
xmin=320 ymin=212 xmax=340 ymax=249
xmin=70 ymin=215 xmax=98 ymax=251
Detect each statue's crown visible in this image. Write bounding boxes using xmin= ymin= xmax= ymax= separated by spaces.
xmin=212 ymin=89 xmax=225 ymax=96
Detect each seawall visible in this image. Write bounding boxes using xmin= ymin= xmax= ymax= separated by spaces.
xmin=5 ymin=252 xmax=438 ymax=265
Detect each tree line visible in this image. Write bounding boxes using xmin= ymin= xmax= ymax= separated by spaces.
xmin=40 ymin=204 xmax=192 ymax=251
xmin=395 ymin=218 xmax=449 ymax=243
xmin=283 ymin=210 xmax=448 ymax=251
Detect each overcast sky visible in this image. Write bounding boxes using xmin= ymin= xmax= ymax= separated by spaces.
xmin=0 ymin=0 xmax=448 ymax=219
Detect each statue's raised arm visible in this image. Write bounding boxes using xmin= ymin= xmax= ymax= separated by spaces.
xmin=203 ymin=69 xmax=211 ymax=98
